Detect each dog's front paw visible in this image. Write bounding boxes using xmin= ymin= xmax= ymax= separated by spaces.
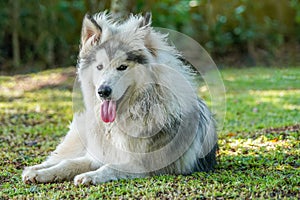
xmin=74 ymin=173 xmax=93 ymax=186
xmin=22 ymin=167 xmax=58 ymax=184
xmin=22 ymin=168 xmax=38 ymax=184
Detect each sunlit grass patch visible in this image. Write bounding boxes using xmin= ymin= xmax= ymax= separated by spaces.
xmin=222 ymin=67 xmax=300 ymax=92
xmin=222 ymin=68 xmax=300 ymax=134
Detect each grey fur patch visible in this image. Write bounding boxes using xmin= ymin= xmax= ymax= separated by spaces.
xmin=79 ymin=39 xmax=148 ymax=68
xmin=126 ymin=50 xmax=148 ymax=64
xmin=98 ymin=40 xmax=126 ymax=61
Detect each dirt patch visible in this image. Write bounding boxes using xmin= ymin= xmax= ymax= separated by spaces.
xmin=262 ymin=124 xmax=300 ymax=134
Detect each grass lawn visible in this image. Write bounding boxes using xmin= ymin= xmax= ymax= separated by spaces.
xmin=0 ymin=67 xmax=299 ymax=199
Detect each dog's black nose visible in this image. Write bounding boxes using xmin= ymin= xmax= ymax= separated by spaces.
xmin=98 ymin=85 xmax=112 ymax=98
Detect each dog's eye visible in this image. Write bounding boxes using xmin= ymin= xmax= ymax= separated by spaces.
xmin=96 ymin=64 xmax=103 ymax=70
xmin=117 ymin=65 xmax=128 ymax=71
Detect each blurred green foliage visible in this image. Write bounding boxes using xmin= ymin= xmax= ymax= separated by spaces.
xmin=0 ymin=0 xmax=299 ymax=73
xmin=139 ymin=0 xmax=299 ymax=66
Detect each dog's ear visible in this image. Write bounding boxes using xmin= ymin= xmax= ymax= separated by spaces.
xmin=139 ymin=12 xmax=152 ymax=28
xmin=138 ymin=12 xmax=157 ymax=56
xmin=81 ymin=14 xmax=102 ymax=47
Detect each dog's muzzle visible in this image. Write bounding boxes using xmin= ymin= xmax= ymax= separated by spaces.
xmin=98 ymin=85 xmax=112 ymax=99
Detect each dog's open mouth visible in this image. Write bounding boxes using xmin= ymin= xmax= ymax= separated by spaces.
xmin=100 ymin=87 xmax=130 ymax=123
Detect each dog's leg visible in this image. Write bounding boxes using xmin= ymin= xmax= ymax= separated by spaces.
xmin=23 ymin=156 xmax=100 ymax=184
xmin=74 ymin=164 xmax=145 ymax=185
xmin=23 ymin=113 xmax=87 ymax=172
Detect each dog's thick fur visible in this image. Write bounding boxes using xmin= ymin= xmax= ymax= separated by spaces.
xmin=22 ymin=12 xmax=217 ymax=185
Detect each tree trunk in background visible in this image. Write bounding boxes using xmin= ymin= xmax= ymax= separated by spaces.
xmin=247 ymin=40 xmax=257 ymax=66
xmin=84 ymin=0 xmax=99 ymax=13
xmin=47 ymin=2 xmax=56 ymax=67
xmin=47 ymin=36 xmax=55 ymax=67
xmin=12 ymin=0 xmax=20 ymax=68
xmin=110 ymin=0 xmax=129 ymax=20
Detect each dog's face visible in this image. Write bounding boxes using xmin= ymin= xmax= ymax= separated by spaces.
xmin=91 ymin=42 xmax=149 ymax=102
xmin=78 ymin=13 xmax=153 ymax=123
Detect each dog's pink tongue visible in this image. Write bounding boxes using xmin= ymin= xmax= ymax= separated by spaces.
xmin=100 ymin=100 xmax=116 ymax=123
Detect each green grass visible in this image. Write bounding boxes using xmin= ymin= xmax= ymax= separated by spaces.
xmin=0 ymin=67 xmax=299 ymax=199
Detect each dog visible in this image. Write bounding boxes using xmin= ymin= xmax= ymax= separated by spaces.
xmin=22 ymin=12 xmax=218 ymax=185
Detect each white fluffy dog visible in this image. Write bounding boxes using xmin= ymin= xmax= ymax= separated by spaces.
xmin=22 ymin=12 xmax=217 ymax=185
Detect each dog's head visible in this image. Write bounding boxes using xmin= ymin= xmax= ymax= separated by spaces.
xmin=78 ymin=12 xmax=156 ymax=123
